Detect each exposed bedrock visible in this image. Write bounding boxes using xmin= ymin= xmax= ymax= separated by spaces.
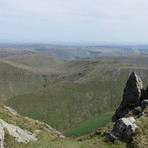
xmin=112 ymin=72 xmax=147 ymax=122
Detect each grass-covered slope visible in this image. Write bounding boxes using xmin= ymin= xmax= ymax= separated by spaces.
xmin=0 ymin=103 xmax=127 ymax=148
xmin=90 ymin=55 xmax=148 ymax=68
xmin=0 ymin=103 xmax=65 ymax=148
xmin=0 ymin=60 xmax=45 ymax=102
xmin=64 ymin=113 xmax=112 ymax=137
xmin=6 ymin=59 xmax=148 ymax=132
xmin=4 ymin=54 xmax=62 ymax=68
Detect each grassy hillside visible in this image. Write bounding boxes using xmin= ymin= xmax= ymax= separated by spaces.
xmin=4 ymin=54 xmax=62 ymax=68
xmin=0 ymin=100 xmax=146 ymax=148
xmin=0 ymin=60 xmax=46 ymax=102
xmin=90 ymin=55 xmax=148 ymax=68
xmin=6 ymin=59 xmax=148 ymax=132
xmin=64 ymin=113 xmax=112 ymax=137
xmin=0 ymin=54 xmax=63 ymax=102
xmin=0 ymin=103 xmax=127 ymax=148
xmin=0 ymin=103 xmax=64 ymax=148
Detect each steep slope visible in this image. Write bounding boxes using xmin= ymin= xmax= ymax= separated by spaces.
xmin=6 ymin=59 xmax=148 ymax=132
xmin=0 ymin=104 xmax=64 ymax=148
xmin=0 ymin=60 xmax=45 ymax=102
xmin=0 ymin=103 xmax=127 ymax=148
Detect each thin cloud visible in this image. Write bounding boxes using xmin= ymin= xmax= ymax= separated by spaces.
xmin=0 ymin=0 xmax=148 ymax=43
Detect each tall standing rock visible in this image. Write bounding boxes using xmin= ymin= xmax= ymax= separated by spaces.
xmin=112 ymin=72 xmax=143 ymax=122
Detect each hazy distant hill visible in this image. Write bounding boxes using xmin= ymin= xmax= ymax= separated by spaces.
xmin=1 ymin=44 xmax=148 ymax=61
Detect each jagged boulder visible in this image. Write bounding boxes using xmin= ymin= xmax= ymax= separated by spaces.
xmin=112 ymin=72 xmax=143 ymax=122
xmin=105 ymin=117 xmax=138 ymax=142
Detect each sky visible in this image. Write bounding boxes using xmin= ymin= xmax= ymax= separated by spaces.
xmin=0 ymin=0 xmax=148 ymax=45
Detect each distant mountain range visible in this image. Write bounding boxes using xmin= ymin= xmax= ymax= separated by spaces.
xmin=0 ymin=44 xmax=148 ymax=61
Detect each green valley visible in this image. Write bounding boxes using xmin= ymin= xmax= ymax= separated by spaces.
xmin=64 ymin=113 xmax=112 ymax=137
xmin=5 ymin=57 xmax=148 ymax=132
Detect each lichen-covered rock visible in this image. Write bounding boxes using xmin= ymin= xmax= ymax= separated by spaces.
xmin=0 ymin=124 xmax=4 ymax=148
xmin=0 ymin=118 xmax=37 ymax=146
xmin=112 ymin=72 xmax=143 ymax=122
xmin=105 ymin=117 xmax=138 ymax=142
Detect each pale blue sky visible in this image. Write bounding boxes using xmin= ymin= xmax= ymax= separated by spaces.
xmin=0 ymin=0 xmax=148 ymax=44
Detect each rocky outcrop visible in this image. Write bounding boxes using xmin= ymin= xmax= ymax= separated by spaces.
xmin=112 ymin=72 xmax=144 ymax=122
xmin=44 ymin=123 xmax=65 ymax=138
xmin=4 ymin=106 xmax=18 ymax=115
xmin=106 ymin=72 xmax=148 ymax=144
xmin=105 ymin=117 xmax=138 ymax=142
xmin=0 ymin=118 xmax=37 ymax=147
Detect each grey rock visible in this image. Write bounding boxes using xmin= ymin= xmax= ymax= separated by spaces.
xmin=0 ymin=124 xmax=4 ymax=148
xmin=0 ymin=118 xmax=37 ymax=145
xmin=44 ymin=123 xmax=65 ymax=138
xmin=141 ymin=99 xmax=148 ymax=109
xmin=105 ymin=117 xmax=138 ymax=142
xmin=123 ymin=72 xmax=143 ymax=105
xmin=112 ymin=72 xmax=143 ymax=122
xmin=4 ymin=106 xmax=18 ymax=115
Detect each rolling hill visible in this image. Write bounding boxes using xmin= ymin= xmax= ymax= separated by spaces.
xmin=0 ymin=53 xmax=64 ymax=102
xmin=3 ymin=54 xmax=62 ymax=68
xmin=89 ymin=55 xmax=148 ymax=68
xmin=0 ymin=60 xmax=46 ymax=102
xmin=0 ymin=45 xmax=147 ymax=147
xmin=5 ymin=59 xmax=148 ymax=132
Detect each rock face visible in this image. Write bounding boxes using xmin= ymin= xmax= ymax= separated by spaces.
xmin=0 ymin=119 xmax=37 ymax=148
xmin=106 ymin=72 xmax=148 ymax=144
xmin=105 ymin=117 xmax=138 ymax=142
xmin=112 ymin=72 xmax=144 ymax=122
